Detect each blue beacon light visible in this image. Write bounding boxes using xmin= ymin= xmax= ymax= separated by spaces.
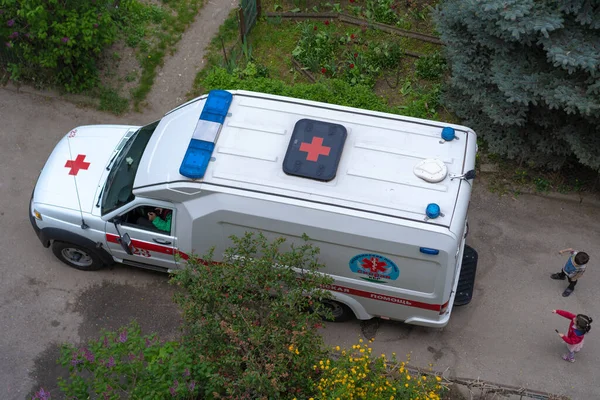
xmin=179 ymin=90 xmax=233 ymax=179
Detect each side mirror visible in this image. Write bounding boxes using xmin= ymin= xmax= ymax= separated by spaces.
xmin=112 ymin=219 xmax=133 ymax=255
xmin=118 ymin=233 xmax=133 ymax=255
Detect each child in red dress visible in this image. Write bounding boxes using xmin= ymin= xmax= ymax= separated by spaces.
xmin=552 ymin=309 xmax=593 ymax=362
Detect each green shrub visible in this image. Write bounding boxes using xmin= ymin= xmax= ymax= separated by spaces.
xmin=366 ymin=41 xmax=404 ymax=70
xmin=415 ymin=52 xmax=447 ymax=81
xmin=54 ymin=322 xmax=215 ymax=399
xmin=171 ymin=233 xmax=334 ymax=398
xmin=364 ymin=0 xmax=399 ymax=26
xmin=292 ymin=21 xmax=337 ymax=74
xmin=201 ymin=67 xmax=443 ymax=120
xmin=0 ymin=0 xmax=124 ymax=92
xmin=202 ymin=66 xmax=394 ymax=112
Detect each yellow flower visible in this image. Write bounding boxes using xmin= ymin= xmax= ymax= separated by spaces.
xmin=436 ymin=376 xmax=442 ymax=381
xmin=359 ymin=339 xmax=363 ymax=343
xmin=422 ymin=376 xmax=426 ymax=381
xmin=407 ymin=375 xmax=411 ymax=380
xmin=295 ymin=349 xmax=299 ymax=354
xmin=405 ymin=383 xmax=409 ymax=388
xmin=335 ymin=346 xmax=340 ymax=351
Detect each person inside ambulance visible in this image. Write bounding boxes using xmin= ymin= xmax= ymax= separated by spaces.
xmin=134 ymin=207 xmax=172 ymax=233
xmin=147 ymin=208 xmax=172 ymax=233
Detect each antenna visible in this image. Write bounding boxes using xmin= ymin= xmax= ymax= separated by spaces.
xmin=66 ymin=136 xmax=89 ymax=230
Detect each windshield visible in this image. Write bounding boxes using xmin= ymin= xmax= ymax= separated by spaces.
xmin=101 ymin=120 xmax=160 ymax=215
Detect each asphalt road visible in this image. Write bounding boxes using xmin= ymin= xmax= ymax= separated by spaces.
xmin=1 ymin=87 xmax=598 ymax=399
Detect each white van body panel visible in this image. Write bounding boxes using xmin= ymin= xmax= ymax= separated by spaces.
xmin=30 ymin=90 xmax=477 ymax=328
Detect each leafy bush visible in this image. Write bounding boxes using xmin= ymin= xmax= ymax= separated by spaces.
xmin=171 ymin=233 xmax=334 ymax=398
xmin=312 ymin=340 xmax=446 ymax=399
xmin=364 ymin=0 xmax=400 ymax=26
xmin=292 ymin=21 xmax=337 ymax=74
xmin=201 ymin=66 xmax=394 ymax=112
xmin=55 ymin=322 xmax=215 ymax=399
xmin=366 ymin=41 xmax=404 ymax=70
xmin=415 ymin=51 xmax=446 ymax=80
xmin=0 ymin=0 xmax=123 ymax=92
xmin=201 ymin=67 xmax=443 ymax=120
xmin=340 ymin=50 xmax=380 ymax=86
xmin=401 ymin=83 xmax=441 ymax=120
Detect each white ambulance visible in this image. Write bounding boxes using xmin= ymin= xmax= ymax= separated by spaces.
xmin=29 ymin=90 xmax=478 ymax=327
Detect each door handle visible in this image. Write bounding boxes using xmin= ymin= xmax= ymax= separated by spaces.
xmin=153 ymin=238 xmax=172 ymax=245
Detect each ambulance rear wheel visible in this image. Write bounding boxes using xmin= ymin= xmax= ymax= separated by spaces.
xmin=52 ymin=241 xmax=105 ymax=271
xmin=321 ymin=300 xmax=354 ymax=322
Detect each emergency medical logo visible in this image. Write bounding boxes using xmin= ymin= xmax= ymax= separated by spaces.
xmin=349 ymin=253 xmax=399 ymax=284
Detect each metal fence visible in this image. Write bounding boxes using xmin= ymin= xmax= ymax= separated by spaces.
xmin=239 ymin=0 xmax=261 ymax=43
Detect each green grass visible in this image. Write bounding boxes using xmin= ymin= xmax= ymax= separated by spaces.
xmin=98 ymin=87 xmax=130 ymax=115
xmin=261 ymin=0 xmax=440 ymax=34
xmin=193 ymin=12 xmax=447 ymax=120
xmin=130 ymin=0 xmax=205 ymax=110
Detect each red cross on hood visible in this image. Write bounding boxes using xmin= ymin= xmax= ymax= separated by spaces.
xmin=33 ymin=125 xmax=138 ymax=214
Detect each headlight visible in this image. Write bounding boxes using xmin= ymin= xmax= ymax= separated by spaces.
xmin=33 ymin=209 xmax=43 ymax=221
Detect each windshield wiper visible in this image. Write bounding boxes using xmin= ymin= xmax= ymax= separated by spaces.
xmin=106 ymin=131 xmax=138 ymax=171
xmin=106 ymin=151 xmax=119 ymax=171
xmin=95 ymin=185 xmax=104 ymax=208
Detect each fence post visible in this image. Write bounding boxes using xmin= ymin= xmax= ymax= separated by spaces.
xmin=238 ymin=7 xmax=246 ymax=44
xmin=256 ymin=0 xmax=262 ymax=18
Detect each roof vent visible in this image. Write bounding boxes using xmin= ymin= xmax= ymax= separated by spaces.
xmin=413 ymin=158 xmax=448 ymax=183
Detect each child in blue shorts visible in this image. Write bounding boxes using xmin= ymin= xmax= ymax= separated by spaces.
xmin=551 ymin=248 xmax=589 ymax=297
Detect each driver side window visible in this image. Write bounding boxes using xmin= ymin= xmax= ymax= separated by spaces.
xmin=121 ymin=205 xmax=173 ymax=235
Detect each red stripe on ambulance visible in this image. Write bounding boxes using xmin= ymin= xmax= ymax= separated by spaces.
xmin=105 ymin=233 xmax=189 ymax=260
xmin=106 ymin=233 xmax=445 ymax=312
xmin=322 ymin=283 xmax=443 ymax=312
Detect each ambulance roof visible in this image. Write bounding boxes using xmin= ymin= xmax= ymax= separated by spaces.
xmin=134 ymin=90 xmax=476 ymax=228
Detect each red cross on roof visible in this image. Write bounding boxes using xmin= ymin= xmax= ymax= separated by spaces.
xmin=65 ymin=154 xmax=90 ymax=176
xmin=299 ymin=136 xmax=331 ymax=162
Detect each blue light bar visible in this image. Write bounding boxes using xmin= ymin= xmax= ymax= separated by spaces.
xmin=420 ymin=247 xmax=440 ymax=255
xmin=179 ymin=90 xmax=232 ymax=179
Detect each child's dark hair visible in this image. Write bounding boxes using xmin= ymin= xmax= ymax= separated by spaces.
xmin=574 ymin=252 xmax=589 ymax=265
xmin=576 ymin=314 xmax=593 ymax=334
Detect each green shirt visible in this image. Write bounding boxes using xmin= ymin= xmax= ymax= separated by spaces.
xmin=152 ymin=213 xmax=172 ymax=233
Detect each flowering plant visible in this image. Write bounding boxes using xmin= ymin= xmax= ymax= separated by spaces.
xmin=54 ymin=322 xmax=215 ymax=399
xmin=309 ymin=340 xmax=446 ymax=399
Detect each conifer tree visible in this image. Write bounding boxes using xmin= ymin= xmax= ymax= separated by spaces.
xmin=434 ymin=0 xmax=600 ymax=170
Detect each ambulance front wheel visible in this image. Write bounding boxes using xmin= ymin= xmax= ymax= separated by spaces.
xmin=321 ymin=300 xmax=354 ymax=322
xmin=52 ymin=241 xmax=105 ymax=271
